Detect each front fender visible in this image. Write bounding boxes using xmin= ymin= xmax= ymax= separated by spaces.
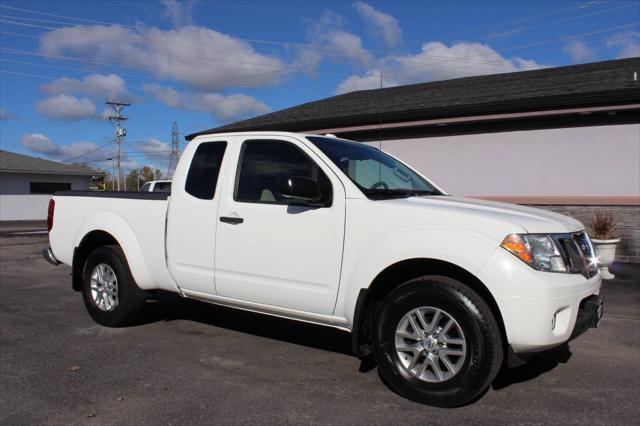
xmin=74 ymin=211 xmax=155 ymax=289
xmin=333 ymin=225 xmax=499 ymax=327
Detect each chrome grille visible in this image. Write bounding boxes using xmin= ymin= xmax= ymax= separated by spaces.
xmin=552 ymin=232 xmax=598 ymax=279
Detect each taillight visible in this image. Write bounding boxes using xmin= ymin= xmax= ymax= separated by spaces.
xmin=47 ymin=199 xmax=55 ymax=232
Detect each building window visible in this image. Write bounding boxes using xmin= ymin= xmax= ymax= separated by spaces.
xmin=30 ymin=182 xmax=71 ymax=194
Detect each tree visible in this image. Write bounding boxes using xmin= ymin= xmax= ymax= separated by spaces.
xmin=125 ymin=167 xmax=164 ymax=191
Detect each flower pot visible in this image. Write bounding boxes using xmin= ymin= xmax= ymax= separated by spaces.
xmin=591 ymin=238 xmax=621 ymax=280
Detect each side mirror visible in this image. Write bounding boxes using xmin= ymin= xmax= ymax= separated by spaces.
xmin=279 ymin=176 xmax=322 ymax=204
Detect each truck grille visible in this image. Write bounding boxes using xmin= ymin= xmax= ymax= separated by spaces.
xmin=552 ymin=232 xmax=599 ymax=279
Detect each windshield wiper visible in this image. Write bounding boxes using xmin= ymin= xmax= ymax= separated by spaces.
xmin=365 ymin=188 xmax=438 ymax=199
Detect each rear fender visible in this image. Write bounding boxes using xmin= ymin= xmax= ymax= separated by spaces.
xmin=73 ymin=211 xmax=155 ymax=289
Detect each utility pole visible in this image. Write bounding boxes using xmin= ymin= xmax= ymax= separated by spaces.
xmin=106 ymin=101 xmax=130 ymax=191
xmin=167 ymin=121 xmax=180 ymax=179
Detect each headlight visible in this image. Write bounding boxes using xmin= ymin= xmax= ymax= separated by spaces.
xmin=501 ymin=234 xmax=567 ymax=272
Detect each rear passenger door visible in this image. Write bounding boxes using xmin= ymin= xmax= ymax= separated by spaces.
xmin=214 ymin=136 xmax=346 ymax=316
xmin=166 ymin=139 xmax=228 ymax=295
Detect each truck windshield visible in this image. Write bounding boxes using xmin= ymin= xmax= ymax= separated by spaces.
xmin=307 ymin=136 xmax=442 ymax=200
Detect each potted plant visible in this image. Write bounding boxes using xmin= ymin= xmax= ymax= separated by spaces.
xmin=589 ymin=210 xmax=620 ymax=280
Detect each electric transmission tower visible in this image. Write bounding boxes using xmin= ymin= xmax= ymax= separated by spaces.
xmin=106 ymin=101 xmax=130 ymax=191
xmin=167 ymin=121 xmax=180 ymax=179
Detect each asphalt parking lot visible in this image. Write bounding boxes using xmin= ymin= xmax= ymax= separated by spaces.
xmin=1 ymin=233 xmax=639 ymax=425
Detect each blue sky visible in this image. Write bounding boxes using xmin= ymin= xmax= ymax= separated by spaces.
xmin=1 ymin=0 xmax=638 ymax=174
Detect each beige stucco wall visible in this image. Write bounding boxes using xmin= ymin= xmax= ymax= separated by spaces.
xmin=374 ymin=124 xmax=640 ymax=197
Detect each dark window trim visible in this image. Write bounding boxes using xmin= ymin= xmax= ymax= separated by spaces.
xmin=233 ymin=138 xmax=333 ymax=207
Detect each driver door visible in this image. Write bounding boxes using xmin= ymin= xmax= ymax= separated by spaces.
xmin=214 ymin=137 xmax=346 ymax=315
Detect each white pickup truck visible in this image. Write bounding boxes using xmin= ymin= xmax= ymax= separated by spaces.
xmin=139 ymin=179 xmax=171 ymax=193
xmin=44 ymin=131 xmax=602 ymax=407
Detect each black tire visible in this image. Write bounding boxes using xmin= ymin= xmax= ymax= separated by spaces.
xmin=81 ymin=245 xmax=145 ymax=327
xmin=373 ymin=275 xmax=503 ymax=407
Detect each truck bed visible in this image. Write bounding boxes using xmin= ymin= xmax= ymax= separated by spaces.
xmin=49 ymin=191 xmax=177 ymax=292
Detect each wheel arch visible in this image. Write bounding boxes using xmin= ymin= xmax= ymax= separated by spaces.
xmin=72 ymin=230 xmax=120 ymax=291
xmin=351 ymin=258 xmax=507 ymax=359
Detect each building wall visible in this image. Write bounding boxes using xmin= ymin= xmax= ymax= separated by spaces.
xmin=371 ymin=124 xmax=639 ymax=263
xmin=0 ymin=172 xmax=90 ymax=221
xmin=533 ymin=205 xmax=640 ymax=264
xmin=378 ymin=124 xmax=640 ymax=197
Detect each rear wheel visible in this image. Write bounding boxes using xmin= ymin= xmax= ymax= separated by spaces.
xmin=373 ymin=275 xmax=503 ymax=407
xmin=81 ymin=245 xmax=145 ymax=327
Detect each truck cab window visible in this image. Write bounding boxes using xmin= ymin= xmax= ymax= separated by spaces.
xmin=153 ymin=182 xmax=172 ymax=193
xmin=185 ymin=142 xmax=227 ymax=200
xmin=235 ymin=140 xmax=332 ymax=205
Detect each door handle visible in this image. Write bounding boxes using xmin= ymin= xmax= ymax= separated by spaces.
xmin=220 ymin=216 xmax=244 ymax=225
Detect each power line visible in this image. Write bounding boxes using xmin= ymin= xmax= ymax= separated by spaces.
xmin=0 ymin=17 xmax=550 ymax=70
xmin=441 ymin=0 xmax=613 ymax=40
xmin=476 ymin=1 xmax=637 ymax=40
xmin=0 ymin=57 xmax=150 ymax=80
xmin=59 ymin=141 xmax=114 ymax=162
xmin=1 ymin=18 xmax=637 ymax=83
xmin=0 ymin=19 xmax=288 ymax=69
xmin=1 ymin=1 xmax=630 ymax=57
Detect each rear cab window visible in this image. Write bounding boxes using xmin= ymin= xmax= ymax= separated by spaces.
xmin=185 ymin=142 xmax=227 ymax=199
xmin=153 ymin=182 xmax=172 ymax=193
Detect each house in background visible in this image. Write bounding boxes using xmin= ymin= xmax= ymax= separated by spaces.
xmin=189 ymin=57 xmax=640 ymax=263
xmin=0 ymin=150 xmax=101 ymax=221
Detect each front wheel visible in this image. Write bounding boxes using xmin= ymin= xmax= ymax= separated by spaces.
xmin=373 ymin=275 xmax=503 ymax=407
xmin=81 ymin=245 xmax=145 ymax=327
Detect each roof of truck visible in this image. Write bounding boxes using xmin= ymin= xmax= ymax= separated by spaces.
xmin=189 ymin=131 xmax=323 ymax=141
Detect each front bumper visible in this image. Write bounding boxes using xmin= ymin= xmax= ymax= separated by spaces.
xmin=480 ymin=247 xmax=602 ymax=354
xmin=569 ymin=294 xmax=603 ymax=341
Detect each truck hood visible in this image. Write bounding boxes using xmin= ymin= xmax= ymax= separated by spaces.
xmin=388 ymin=195 xmax=584 ymax=234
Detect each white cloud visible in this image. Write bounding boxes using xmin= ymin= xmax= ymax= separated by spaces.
xmin=134 ymin=138 xmax=172 ymax=171
xmin=40 ymin=24 xmax=286 ymax=91
xmin=41 ymin=73 xmax=132 ymax=101
xmin=0 ymin=107 xmax=13 ymax=121
xmin=354 ymin=1 xmax=402 ymax=48
xmin=337 ymin=69 xmax=383 ymax=94
xmin=160 ymin=0 xmax=194 ymax=28
xmin=337 ymin=41 xmax=547 ymax=93
xmin=20 ymin=133 xmax=146 ymax=171
xmin=35 ymin=95 xmax=97 ymax=121
xmin=143 ymin=84 xmax=183 ymax=109
xmin=607 ymin=31 xmax=640 ymax=59
xmin=144 ymin=83 xmax=270 ymax=123
xmin=138 ymin=138 xmax=171 ymax=159
xmin=21 ymin=133 xmax=61 ymax=155
xmin=20 ymin=133 xmax=110 ymax=163
xmin=307 ymin=11 xmax=374 ymax=68
xmin=562 ymin=40 xmax=597 ymax=62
